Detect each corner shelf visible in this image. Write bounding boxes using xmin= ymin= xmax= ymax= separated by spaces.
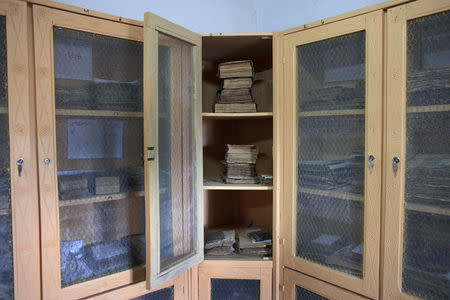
xmin=299 ymin=108 xmax=364 ymax=117
xmin=202 ymin=112 xmax=273 ymax=119
xmin=59 ymin=191 xmax=145 ymax=208
xmin=55 ymin=109 xmax=143 ymax=118
xmin=203 ymin=179 xmax=273 ymax=191
xmin=406 ymin=104 xmax=450 ymax=113
xmin=300 ymin=187 xmax=363 ymax=202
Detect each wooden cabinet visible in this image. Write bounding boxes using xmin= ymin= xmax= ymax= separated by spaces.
xmin=280 ymin=9 xmax=383 ymax=299
xmin=2 ymin=0 xmax=448 ymax=299
xmin=0 ymin=1 xmax=40 ymax=299
xmin=383 ymin=0 xmax=450 ymax=299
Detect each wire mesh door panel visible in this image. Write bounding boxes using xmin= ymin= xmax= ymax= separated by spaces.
xmin=210 ymin=279 xmax=260 ymax=300
xmin=295 ymin=31 xmax=366 ymax=278
xmin=0 ymin=15 xmax=14 ymax=300
xmin=53 ymin=26 xmax=145 ymax=287
xmin=402 ymin=9 xmax=450 ymax=299
xmin=157 ymin=33 xmax=196 ymax=271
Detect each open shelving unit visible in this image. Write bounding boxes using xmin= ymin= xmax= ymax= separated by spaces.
xmin=202 ymin=34 xmax=274 ymax=261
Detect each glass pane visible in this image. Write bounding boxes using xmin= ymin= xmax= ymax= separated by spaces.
xmin=132 ymin=286 xmax=174 ymax=300
xmin=296 ymin=31 xmax=366 ymax=278
xmin=403 ymin=10 xmax=450 ymax=299
xmin=211 ymin=279 xmax=260 ymax=300
xmin=53 ymin=27 xmax=145 ymax=287
xmin=158 ymin=33 xmax=196 ymax=271
xmin=295 ymin=286 xmax=327 ymax=300
xmin=0 ymin=15 xmax=14 ymax=300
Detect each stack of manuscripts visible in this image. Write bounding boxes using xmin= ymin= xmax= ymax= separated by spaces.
xmin=215 ymin=60 xmax=257 ymax=113
xmin=238 ymin=228 xmax=272 ymax=258
xmin=224 ymin=144 xmax=259 ymax=184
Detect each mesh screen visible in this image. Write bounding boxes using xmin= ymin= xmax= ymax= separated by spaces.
xmin=132 ymin=286 xmax=174 ymax=300
xmin=158 ymin=33 xmax=196 ymax=271
xmin=296 ymin=31 xmax=366 ymax=278
xmin=402 ymin=10 xmax=450 ymax=299
xmin=210 ymin=278 xmax=260 ymax=300
xmin=295 ymin=285 xmax=327 ymax=300
xmin=0 ymin=15 xmax=14 ymax=300
xmin=53 ymin=27 xmax=145 ymax=287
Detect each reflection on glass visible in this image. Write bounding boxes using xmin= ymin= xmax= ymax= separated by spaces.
xmin=402 ymin=10 xmax=450 ymax=299
xmin=296 ymin=31 xmax=366 ymax=277
xmin=0 ymin=15 xmax=14 ymax=300
xmin=53 ymin=27 xmax=145 ymax=287
xmin=158 ymin=33 xmax=196 ymax=271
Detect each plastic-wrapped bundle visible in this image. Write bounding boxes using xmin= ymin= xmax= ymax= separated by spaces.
xmin=298 ymin=159 xmax=352 ymax=190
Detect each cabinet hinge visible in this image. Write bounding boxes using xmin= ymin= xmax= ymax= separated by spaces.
xmin=147 ymin=147 xmax=156 ymax=161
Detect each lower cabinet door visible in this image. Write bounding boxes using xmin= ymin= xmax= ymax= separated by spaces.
xmin=198 ymin=260 xmax=272 ymax=300
xmin=283 ymin=268 xmax=367 ymax=300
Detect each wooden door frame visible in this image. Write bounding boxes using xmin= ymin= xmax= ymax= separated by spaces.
xmin=283 ymin=267 xmax=368 ymax=300
xmin=198 ymin=260 xmax=272 ymax=300
xmin=144 ymin=11 xmax=204 ymax=291
xmin=0 ymin=1 xmax=41 ymax=299
xmin=280 ymin=10 xmax=383 ymax=299
xmin=33 ymin=5 xmax=146 ymax=299
xmin=382 ymin=0 xmax=450 ymax=299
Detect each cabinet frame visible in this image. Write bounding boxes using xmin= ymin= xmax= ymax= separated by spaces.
xmin=0 ymin=1 xmax=41 ymax=299
xmin=382 ymin=0 xmax=450 ymax=299
xmin=280 ymin=10 xmax=383 ymax=299
xmin=198 ymin=260 xmax=272 ymax=300
xmin=33 ymin=5 xmax=145 ymax=299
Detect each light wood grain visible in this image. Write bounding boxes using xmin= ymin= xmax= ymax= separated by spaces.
xmin=199 ymin=260 xmax=273 ymax=300
xmin=382 ymin=1 xmax=450 ymax=299
xmin=0 ymin=1 xmax=42 ymax=299
xmin=202 ymin=112 xmax=273 ymax=119
xmin=283 ymin=268 xmax=368 ymax=300
xmin=280 ymin=10 xmax=383 ymax=299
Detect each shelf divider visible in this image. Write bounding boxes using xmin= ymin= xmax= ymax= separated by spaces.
xmin=406 ymin=104 xmax=450 ymax=114
xmin=406 ymin=202 xmax=450 ymax=217
xmin=55 ymin=109 xmax=143 ymax=118
xmin=59 ymin=191 xmax=145 ymax=208
xmin=299 ymin=108 xmax=364 ymax=117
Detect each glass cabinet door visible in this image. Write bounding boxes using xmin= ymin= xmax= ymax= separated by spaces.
xmin=144 ymin=12 xmax=203 ymax=290
xmin=281 ymin=11 xmax=383 ymax=299
xmin=34 ymin=6 xmax=145 ymax=299
xmin=384 ymin=1 xmax=450 ymax=299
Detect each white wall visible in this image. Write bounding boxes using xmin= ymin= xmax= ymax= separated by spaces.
xmin=254 ymin=0 xmax=386 ymax=32
xmin=55 ymin=0 xmax=387 ymax=33
xmin=54 ymin=0 xmax=258 ymax=33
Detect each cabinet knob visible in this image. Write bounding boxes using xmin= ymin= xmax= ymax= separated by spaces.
xmin=44 ymin=158 xmax=51 ymax=165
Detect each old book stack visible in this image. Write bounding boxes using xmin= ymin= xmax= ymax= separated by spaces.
xmin=215 ymin=60 xmax=257 ymax=113
xmin=58 ymin=176 xmax=89 ymax=201
xmin=204 ymin=229 xmax=236 ymax=257
xmin=238 ymin=228 xmax=272 ymax=258
xmin=224 ymin=144 xmax=259 ymax=184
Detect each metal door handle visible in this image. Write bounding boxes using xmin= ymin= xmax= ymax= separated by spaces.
xmin=16 ymin=158 xmax=24 ymax=177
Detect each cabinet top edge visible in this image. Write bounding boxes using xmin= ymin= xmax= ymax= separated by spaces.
xmin=202 ymin=32 xmax=273 ymax=37
xmin=279 ymin=0 xmax=414 ymax=36
xmin=26 ymin=0 xmax=143 ymax=27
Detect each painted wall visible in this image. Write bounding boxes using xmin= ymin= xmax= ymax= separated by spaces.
xmin=55 ymin=0 xmax=387 ymax=32
xmin=254 ymin=0 xmax=386 ymax=32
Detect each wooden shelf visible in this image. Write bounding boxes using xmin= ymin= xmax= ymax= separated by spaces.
xmin=299 ymin=108 xmax=364 ymax=117
xmin=59 ymin=191 xmax=145 ymax=208
xmin=202 ymin=112 xmax=273 ymax=119
xmin=205 ymin=255 xmax=273 ymax=262
xmin=301 ymin=187 xmax=363 ymax=202
xmin=407 ymin=104 xmax=450 ymax=114
xmin=0 ymin=208 xmax=11 ymax=216
xmin=203 ymin=179 xmax=273 ymax=191
xmin=0 ymin=107 xmax=7 ymax=114
xmin=406 ymin=203 xmax=450 ymax=217
xmin=55 ymin=109 xmax=143 ymax=118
